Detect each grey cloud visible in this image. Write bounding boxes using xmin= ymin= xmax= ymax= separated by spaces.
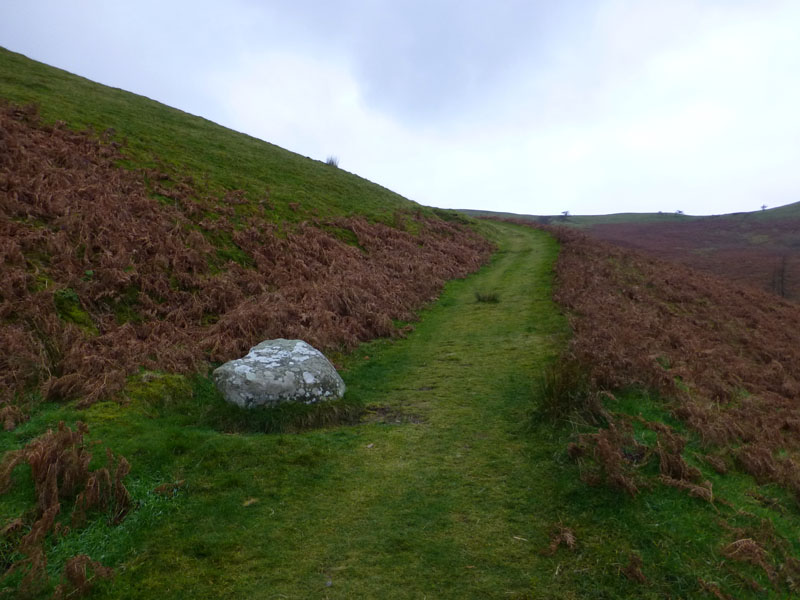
xmin=240 ymin=0 xmax=569 ymax=123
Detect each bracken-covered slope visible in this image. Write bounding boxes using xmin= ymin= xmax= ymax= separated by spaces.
xmin=518 ymin=221 xmax=800 ymax=596
xmin=0 ymin=49 xmax=494 ymax=596
xmin=0 ymin=49 xmax=493 ymax=411
xmin=0 ymin=47 xmax=423 ymax=223
xmin=547 ymin=223 xmax=800 ymax=500
xmin=587 ymin=212 xmax=800 ymax=301
xmin=466 ymin=202 xmax=800 ymax=301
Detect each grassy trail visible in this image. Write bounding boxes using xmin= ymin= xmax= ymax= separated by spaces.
xmin=254 ymin=222 xmax=566 ymax=598
xmin=97 ymin=221 xmax=567 ymax=598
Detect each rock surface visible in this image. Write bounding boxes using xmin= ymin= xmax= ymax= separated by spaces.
xmin=213 ymin=339 xmax=346 ymax=408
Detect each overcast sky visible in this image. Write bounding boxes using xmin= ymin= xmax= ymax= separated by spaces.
xmin=2 ymin=1 xmax=800 ymax=216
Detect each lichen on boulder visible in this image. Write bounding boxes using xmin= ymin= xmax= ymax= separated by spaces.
xmin=212 ymin=339 xmax=346 ymax=409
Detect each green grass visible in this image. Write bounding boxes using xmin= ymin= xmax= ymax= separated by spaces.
xmin=52 ymin=287 xmax=99 ymax=335
xmin=550 ymin=388 xmax=800 ymax=598
xmin=0 ymin=46 xmax=435 ymax=225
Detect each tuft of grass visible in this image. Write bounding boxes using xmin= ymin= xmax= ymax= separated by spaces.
xmin=474 ymin=290 xmax=499 ymax=303
xmin=534 ymin=356 xmax=599 ymax=424
xmin=325 ymin=155 xmax=339 ymax=168
xmin=0 ymin=421 xmax=130 ymax=596
xmin=124 ymin=371 xmax=365 ymax=435
xmin=189 ymin=374 xmax=365 ymax=434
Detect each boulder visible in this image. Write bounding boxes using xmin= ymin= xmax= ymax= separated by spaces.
xmin=212 ymin=339 xmax=346 ymax=409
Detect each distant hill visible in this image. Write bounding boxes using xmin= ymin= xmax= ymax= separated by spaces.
xmin=459 ymin=208 xmax=701 ymax=227
xmin=586 ymin=207 xmax=800 ymax=301
xmin=467 ymin=203 xmax=800 ymax=300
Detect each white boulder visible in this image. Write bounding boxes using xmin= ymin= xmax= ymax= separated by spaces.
xmin=212 ymin=339 xmax=346 ymax=409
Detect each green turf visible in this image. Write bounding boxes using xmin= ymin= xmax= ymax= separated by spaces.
xmin=0 ymin=46 xmax=443 ymax=225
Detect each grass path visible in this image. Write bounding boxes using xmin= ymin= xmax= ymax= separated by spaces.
xmin=92 ymin=221 xmax=567 ymax=599
xmin=251 ymin=222 xmax=566 ymax=598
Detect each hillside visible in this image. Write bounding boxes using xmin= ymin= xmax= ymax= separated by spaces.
xmin=468 ymin=204 xmax=800 ymax=300
xmin=460 ymin=207 xmax=700 ymax=227
xmin=560 ymin=226 xmax=800 ymax=597
xmin=514 ymin=218 xmax=800 ymax=597
xmin=0 ymin=47 xmax=425 ymax=223
xmin=0 ymin=50 xmax=496 ymax=595
xmin=0 ymin=48 xmax=492 ymax=410
xmin=587 ymin=210 xmax=800 ymax=300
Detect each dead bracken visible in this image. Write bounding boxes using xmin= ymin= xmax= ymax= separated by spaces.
xmin=543 ymin=524 xmax=577 ymax=555
xmin=538 ymin=223 xmax=800 ymax=501
xmin=0 ymin=421 xmax=129 ymax=595
xmin=0 ymin=102 xmax=492 ymax=416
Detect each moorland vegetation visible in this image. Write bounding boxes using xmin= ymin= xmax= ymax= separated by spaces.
xmin=587 ymin=214 xmax=800 ymax=301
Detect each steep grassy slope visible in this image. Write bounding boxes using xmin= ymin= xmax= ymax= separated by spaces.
xmin=0 ymin=47 xmax=423 ymax=223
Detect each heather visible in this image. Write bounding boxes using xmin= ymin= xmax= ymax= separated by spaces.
xmin=549 ymin=225 xmax=800 ymax=492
